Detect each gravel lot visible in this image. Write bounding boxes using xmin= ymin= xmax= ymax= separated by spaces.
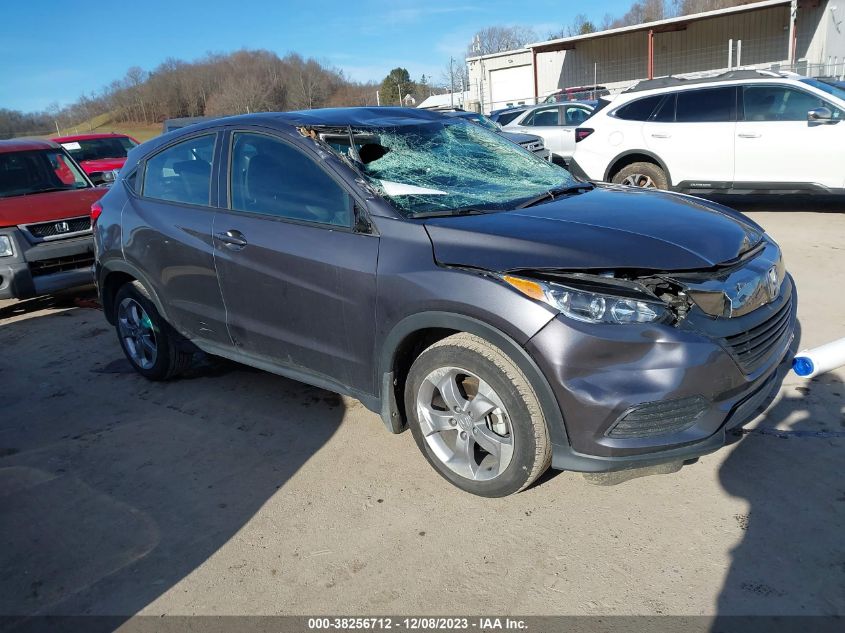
xmin=1 ymin=206 xmax=843 ymax=621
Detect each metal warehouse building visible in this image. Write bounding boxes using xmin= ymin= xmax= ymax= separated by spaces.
xmin=467 ymin=0 xmax=845 ymax=113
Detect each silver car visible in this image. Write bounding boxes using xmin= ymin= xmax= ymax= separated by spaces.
xmin=503 ymin=102 xmax=594 ymax=162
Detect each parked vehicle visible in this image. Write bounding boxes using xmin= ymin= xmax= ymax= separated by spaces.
xmin=489 ymin=106 xmax=530 ymax=126
xmin=502 ymin=102 xmax=595 ymax=162
xmin=162 ymin=116 xmax=217 ymax=133
xmin=543 ymin=85 xmax=609 ymax=103
xmin=0 ymin=139 xmax=104 ymax=299
xmin=443 ymin=110 xmax=549 ymax=159
xmin=53 ymin=133 xmax=139 ymax=185
xmin=570 ymin=70 xmax=845 ymax=193
xmin=94 ymin=108 xmax=795 ymax=496
xmin=818 ymin=76 xmax=845 ymax=91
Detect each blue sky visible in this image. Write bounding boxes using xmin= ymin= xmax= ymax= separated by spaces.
xmin=0 ymin=0 xmax=633 ymax=112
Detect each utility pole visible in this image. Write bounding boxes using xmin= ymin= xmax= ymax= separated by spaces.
xmin=450 ymin=57 xmax=455 ymax=108
xmin=376 ymin=90 xmax=380 ymax=106
xmin=472 ymin=35 xmax=485 ymax=113
xmin=397 ymin=81 xmax=403 ymax=106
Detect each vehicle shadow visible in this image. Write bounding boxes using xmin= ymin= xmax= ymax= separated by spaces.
xmin=0 ymin=304 xmax=345 ymax=631
xmin=713 ymin=348 xmax=845 ymax=622
xmin=0 ymin=288 xmax=98 ymax=321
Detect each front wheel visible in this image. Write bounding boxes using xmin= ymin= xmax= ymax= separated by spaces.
xmin=405 ymin=333 xmax=551 ymax=497
xmin=611 ymin=161 xmax=668 ymax=190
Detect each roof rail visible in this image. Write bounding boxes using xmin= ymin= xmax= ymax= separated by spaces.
xmin=623 ymin=69 xmax=784 ymax=93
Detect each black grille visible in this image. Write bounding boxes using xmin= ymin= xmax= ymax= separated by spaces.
xmin=607 ymin=396 xmax=709 ymax=438
xmin=723 ymin=297 xmax=793 ymax=374
xmin=29 ymin=253 xmax=95 ymax=277
xmin=25 ymin=216 xmax=91 ymax=239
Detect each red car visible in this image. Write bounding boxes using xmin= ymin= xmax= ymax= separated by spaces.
xmin=51 ymin=133 xmax=139 ymax=183
xmin=0 ymin=139 xmax=105 ymax=299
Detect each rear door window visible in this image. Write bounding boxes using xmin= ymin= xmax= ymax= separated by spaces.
xmin=564 ymin=106 xmax=591 ymax=125
xmin=675 ymin=87 xmax=736 ymax=122
xmin=142 ymin=135 xmax=215 ymax=206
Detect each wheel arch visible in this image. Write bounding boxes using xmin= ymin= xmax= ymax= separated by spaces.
xmin=604 ymin=149 xmax=672 ymax=186
xmin=377 ymin=312 xmax=569 ymax=450
xmin=99 ymin=261 xmax=168 ymax=326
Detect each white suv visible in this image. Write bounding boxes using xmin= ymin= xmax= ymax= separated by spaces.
xmin=569 ymin=70 xmax=845 ymax=194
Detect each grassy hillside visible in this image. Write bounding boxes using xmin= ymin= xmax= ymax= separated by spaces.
xmin=56 ymin=112 xmax=161 ymax=142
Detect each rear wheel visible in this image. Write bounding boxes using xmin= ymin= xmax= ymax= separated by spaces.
xmin=611 ymin=161 xmax=668 ymax=190
xmin=405 ymin=333 xmax=551 ymax=497
xmin=114 ymin=282 xmax=192 ymax=380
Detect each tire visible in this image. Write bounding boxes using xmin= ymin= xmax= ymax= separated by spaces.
xmin=113 ymin=281 xmax=192 ymax=381
xmin=611 ymin=161 xmax=668 ymax=190
xmin=404 ymin=333 xmax=551 ymax=497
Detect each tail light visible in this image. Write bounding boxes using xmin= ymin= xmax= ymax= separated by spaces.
xmin=575 ymin=128 xmax=594 ymax=143
xmin=91 ymin=202 xmax=103 ymax=225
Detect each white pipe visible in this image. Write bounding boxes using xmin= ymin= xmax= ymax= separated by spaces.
xmin=793 ymin=337 xmax=845 ymax=377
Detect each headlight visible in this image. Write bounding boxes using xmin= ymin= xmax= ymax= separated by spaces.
xmin=0 ymin=235 xmax=13 ymax=257
xmin=502 ymin=274 xmax=670 ymax=324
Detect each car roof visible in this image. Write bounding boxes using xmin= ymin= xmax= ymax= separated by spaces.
xmin=624 ymin=69 xmax=786 ymax=94
xmin=52 ymin=133 xmax=132 ymax=142
xmin=522 ymin=101 xmax=595 ymax=111
xmin=491 ymin=105 xmax=529 ymax=116
xmin=0 ymin=138 xmax=59 ymax=154
xmin=161 ymin=107 xmax=449 ymax=136
xmin=127 ymin=107 xmax=457 ymax=165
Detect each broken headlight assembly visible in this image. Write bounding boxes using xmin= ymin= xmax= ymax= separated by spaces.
xmin=502 ymin=274 xmax=672 ymax=325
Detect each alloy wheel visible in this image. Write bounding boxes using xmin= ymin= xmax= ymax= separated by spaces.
xmin=621 ymin=173 xmax=657 ymax=188
xmin=415 ymin=366 xmax=514 ymax=481
xmin=117 ymin=297 xmax=158 ymax=370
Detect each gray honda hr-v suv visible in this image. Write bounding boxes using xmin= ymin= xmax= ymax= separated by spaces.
xmin=93 ymin=107 xmax=796 ymax=496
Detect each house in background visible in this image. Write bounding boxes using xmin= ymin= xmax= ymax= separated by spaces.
xmin=417 ymin=91 xmax=472 ymax=110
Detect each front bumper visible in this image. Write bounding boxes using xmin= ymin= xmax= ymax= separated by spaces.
xmin=0 ymin=228 xmax=95 ymax=300
xmin=526 ymin=276 xmax=797 ymax=472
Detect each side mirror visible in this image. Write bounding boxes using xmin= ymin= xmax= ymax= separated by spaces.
xmin=89 ymin=170 xmax=119 ymax=186
xmin=808 ymin=107 xmax=833 ymax=122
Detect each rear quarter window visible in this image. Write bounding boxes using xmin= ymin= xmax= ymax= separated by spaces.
xmin=495 ymin=110 xmax=524 ymax=126
xmin=614 ymin=95 xmax=662 ymax=121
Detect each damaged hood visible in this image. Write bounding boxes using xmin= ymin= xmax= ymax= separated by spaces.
xmin=423 ymin=187 xmax=763 ymax=272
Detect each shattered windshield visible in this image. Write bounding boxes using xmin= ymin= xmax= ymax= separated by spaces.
xmin=337 ymin=119 xmax=574 ymax=217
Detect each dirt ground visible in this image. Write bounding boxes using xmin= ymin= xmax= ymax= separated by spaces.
xmin=1 ymin=205 xmax=843 ymax=622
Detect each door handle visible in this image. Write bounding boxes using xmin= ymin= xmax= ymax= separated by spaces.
xmin=738 ymin=133 xmax=761 ymax=138
xmin=215 ymin=230 xmax=248 ymax=250
xmin=650 ymin=133 xmax=671 ymax=138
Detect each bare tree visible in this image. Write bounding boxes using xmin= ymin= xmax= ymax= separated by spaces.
xmin=466 ymin=25 xmax=538 ymax=57
xmin=6 ymin=48 xmax=394 ymax=132
xmin=548 ymin=13 xmax=597 ymax=39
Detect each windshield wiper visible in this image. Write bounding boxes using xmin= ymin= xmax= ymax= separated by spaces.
xmin=516 ymin=182 xmax=595 ymax=209
xmin=408 ymin=207 xmax=492 ymax=219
